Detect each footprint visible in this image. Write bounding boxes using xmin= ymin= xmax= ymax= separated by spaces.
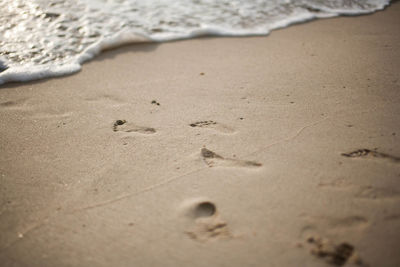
xmin=113 ymin=120 xmax=156 ymax=134
xmin=318 ymin=179 xmax=400 ymax=201
xmin=341 ymin=149 xmax=400 ymax=163
xmin=181 ymin=198 xmax=232 ymax=242
xmin=299 ymin=216 xmax=368 ymax=266
xmin=303 ymin=236 xmax=365 ymax=266
xmin=328 ymin=216 xmax=369 ymax=230
xmin=0 ymin=101 xmax=17 ymax=107
xmin=185 ymin=218 xmax=231 ymax=242
xmin=201 ymin=148 xmax=262 ymax=168
xmin=354 ymin=186 xmax=400 ymax=200
xmin=31 ymin=111 xmax=72 ymax=120
xmin=300 ymin=214 xmax=369 ymax=237
xmin=318 ymin=178 xmax=352 ymax=189
xmin=384 ymin=214 xmax=400 ymax=221
xmin=189 ymin=120 xmax=234 ymax=134
xmin=0 ymin=98 xmax=28 ymax=110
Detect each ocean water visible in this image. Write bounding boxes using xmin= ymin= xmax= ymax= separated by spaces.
xmin=0 ymin=0 xmax=391 ymax=85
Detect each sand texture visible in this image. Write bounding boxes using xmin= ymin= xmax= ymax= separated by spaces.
xmin=1 ymin=3 xmax=400 ymax=267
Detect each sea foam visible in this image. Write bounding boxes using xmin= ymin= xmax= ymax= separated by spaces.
xmin=0 ymin=0 xmax=391 ymax=85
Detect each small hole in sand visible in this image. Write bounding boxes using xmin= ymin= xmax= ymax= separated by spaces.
xmin=194 ymin=202 xmax=216 ymax=218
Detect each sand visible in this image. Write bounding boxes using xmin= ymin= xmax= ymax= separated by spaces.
xmin=1 ymin=3 xmax=400 ymax=267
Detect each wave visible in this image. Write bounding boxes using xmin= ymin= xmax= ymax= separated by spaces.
xmin=0 ymin=0 xmax=391 ymax=85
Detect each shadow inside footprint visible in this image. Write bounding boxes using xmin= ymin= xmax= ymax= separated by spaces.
xmin=303 ymin=236 xmax=367 ymax=266
xmin=341 ymin=149 xmax=400 ymax=163
xmin=190 ymin=120 xmax=234 ymax=134
xmin=194 ymin=202 xmax=216 ymax=218
xmin=113 ymin=120 xmax=156 ymax=134
xmin=201 ymin=148 xmax=262 ymax=168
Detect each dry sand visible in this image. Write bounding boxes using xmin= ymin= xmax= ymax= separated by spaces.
xmin=1 ymin=3 xmax=400 ymax=267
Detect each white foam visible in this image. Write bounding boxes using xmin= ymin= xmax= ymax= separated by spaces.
xmin=0 ymin=0 xmax=391 ymax=85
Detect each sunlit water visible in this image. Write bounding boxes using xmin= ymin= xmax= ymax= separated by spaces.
xmin=0 ymin=0 xmax=391 ymax=85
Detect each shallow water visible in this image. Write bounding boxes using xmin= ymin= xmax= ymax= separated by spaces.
xmin=0 ymin=0 xmax=391 ymax=85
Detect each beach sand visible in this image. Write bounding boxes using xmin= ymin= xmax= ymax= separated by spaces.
xmin=1 ymin=3 xmax=400 ymax=267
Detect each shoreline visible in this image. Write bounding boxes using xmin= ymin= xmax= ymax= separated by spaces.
xmin=0 ymin=1 xmax=395 ymax=87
